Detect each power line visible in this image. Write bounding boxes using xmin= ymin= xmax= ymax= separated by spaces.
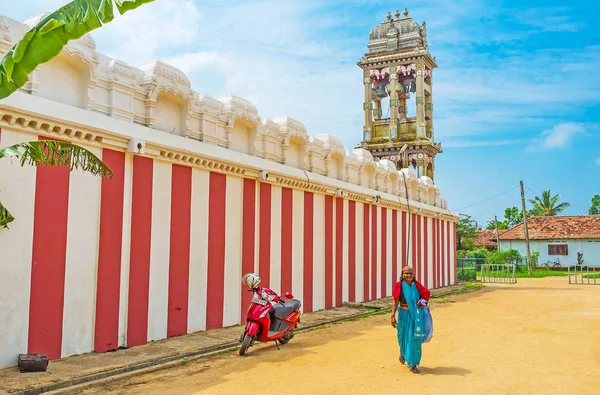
xmin=527 ymin=187 xmax=540 ymax=198
xmin=453 ymin=185 xmax=520 ymax=212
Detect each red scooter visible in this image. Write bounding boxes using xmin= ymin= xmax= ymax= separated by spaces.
xmin=239 ymin=274 xmax=301 ymax=356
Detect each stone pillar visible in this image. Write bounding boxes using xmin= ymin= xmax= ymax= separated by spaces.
xmin=398 ymin=97 xmax=406 ymax=120
xmin=363 ymin=69 xmax=373 ymax=140
xmin=425 ymin=94 xmax=433 ymax=140
xmin=145 ymin=100 xmax=156 ymax=128
xmin=389 ymin=66 xmax=398 ymax=139
xmin=374 ymin=101 xmax=382 ymax=120
xmin=225 ymin=119 xmax=234 ymax=149
xmin=425 ymin=71 xmax=433 ymax=141
xmin=416 ymin=63 xmax=426 ymax=138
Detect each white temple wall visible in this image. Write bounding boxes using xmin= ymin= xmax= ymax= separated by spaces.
xmin=0 ymin=12 xmax=456 ymax=369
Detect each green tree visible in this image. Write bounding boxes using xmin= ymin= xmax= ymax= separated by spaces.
xmin=589 ymin=195 xmax=600 ymax=215
xmin=528 ymin=190 xmax=570 ymax=216
xmin=485 ymin=220 xmax=507 ymax=230
xmin=503 ymin=206 xmax=523 ymax=227
xmin=456 ymin=214 xmax=478 ymax=251
xmin=0 ymin=141 xmax=113 ymax=228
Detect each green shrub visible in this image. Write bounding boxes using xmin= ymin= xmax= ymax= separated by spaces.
xmin=458 ymin=270 xmax=477 ymax=282
xmin=531 ymin=251 xmax=540 ymax=268
xmin=492 ymin=249 xmax=523 ymax=267
xmin=466 ymin=248 xmax=490 ymax=260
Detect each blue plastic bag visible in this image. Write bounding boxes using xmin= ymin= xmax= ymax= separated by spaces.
xmin=422 ymin=306 xmax=433 ymax=343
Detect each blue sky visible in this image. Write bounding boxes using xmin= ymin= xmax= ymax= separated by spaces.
xmin=4 ymin=0 xmax=600 ymax=227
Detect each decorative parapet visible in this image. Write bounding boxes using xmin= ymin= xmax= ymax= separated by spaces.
xmin=344 ymin=150 xmax=362 ymax=184
xmin=378 ymin=159 xmax=398 ymax=193
xmin=140 ymin=60 xmax=191 ymax=90
xmin=399 ymin=168 xmax=418 ymax=200
xmin=0 ymin=15 xmax=12 ymax=47
xmin=107 ymin=59 xmax=137 ymax=85
xmin=194 ymin=93 xmax=223 ymax=116
xmin=314 ymin=134 xmax=345 ymax=157
xmin=219 ymin=94 xmax=260 ymax=126
xmin=352 ymin=148 xmax=375 ymax=168
xmin=256 ymin=118 xmax=284 ymax=162
xmin=314 ymin=134 xmax=346 ymax=179
xmin=139 ymin=60 xmax=193 ymax=132
xmin=352 ymin=148 xmax=376 ymax=189
xmin=274 ymin=116 xmax=308 ymax=143
xmin=374 ymin=161 xmax=389 ymax=191
xmin=305 ymin=136 xmax=328 ymax=175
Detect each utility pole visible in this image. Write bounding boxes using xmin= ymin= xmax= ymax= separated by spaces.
xmin=520 ymin=180 xmax=532 ymax=275
xmin=494 ymin=215 xmax=500 ymax=248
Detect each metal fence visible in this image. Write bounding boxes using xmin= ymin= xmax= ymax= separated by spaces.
xmin=479 ymin=263 xmax=517 ymax=283
xmin=568 ymin=265 xmax=600 ymax=285
xmin=457 ymin=258 xmax=517 ymax=284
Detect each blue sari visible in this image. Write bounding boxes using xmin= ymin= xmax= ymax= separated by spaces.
xmin=397 ymin=280 xmax=426 ymax=368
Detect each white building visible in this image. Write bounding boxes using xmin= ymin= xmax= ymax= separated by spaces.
xmin=498 ymin=216 xmax=600 ymax=266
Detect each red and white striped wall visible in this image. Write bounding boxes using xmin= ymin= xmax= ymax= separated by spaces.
xmin=0 ymin=132 xmax=456 ymax=368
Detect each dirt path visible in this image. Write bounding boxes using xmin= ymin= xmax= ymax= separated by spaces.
xmin=74 ymin=278 xmax=600 ymax=394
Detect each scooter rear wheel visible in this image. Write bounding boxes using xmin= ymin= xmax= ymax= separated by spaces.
xmin=239 ymin=334 xmax=253 ymax=356
xmin=278 ymin=330 xmax=294 ymax=345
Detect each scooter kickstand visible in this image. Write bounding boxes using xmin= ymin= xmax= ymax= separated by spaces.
xmin=275 ymin=341 xmax=280 ymax=350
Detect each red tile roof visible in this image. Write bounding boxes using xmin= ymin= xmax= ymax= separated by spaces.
xmin=474 ymin=230 xmax=498 ymax=247
xmin=498 ymin=215 xmax=600 ymax=240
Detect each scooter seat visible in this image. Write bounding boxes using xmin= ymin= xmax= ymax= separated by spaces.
xmin=272 ymin=299 xmax=301 ymax=320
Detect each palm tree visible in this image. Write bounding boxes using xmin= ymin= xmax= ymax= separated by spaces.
xmin=528 ymin=190 xmax=570 ymax=216
xmin=0 ymin=140 xmax=113 ymax=228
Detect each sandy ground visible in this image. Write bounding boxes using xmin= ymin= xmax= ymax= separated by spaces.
xmin=74 ymin=278 xmax=600 ymax=395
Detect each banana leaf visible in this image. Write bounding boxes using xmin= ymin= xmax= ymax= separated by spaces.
xmin=0 ymin=200 xmax=15 ymax=229
xmin=0 ymin=140 xmax=113 ymax=228
xmin=0 ymin=0 xmax=154 ymax=100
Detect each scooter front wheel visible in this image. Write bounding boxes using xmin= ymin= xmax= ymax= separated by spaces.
xmin=239 ymin=334 xmax=253 ymax=356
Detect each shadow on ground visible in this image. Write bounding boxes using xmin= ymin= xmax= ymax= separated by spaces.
xmin=419 ymin=366 xmax=472 ymax=376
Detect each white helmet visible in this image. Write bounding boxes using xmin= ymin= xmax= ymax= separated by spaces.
xmin=242 ymin=273 xmax=261 ymax=289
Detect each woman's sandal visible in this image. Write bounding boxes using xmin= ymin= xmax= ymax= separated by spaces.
xmin=399 ymin=355 xmax=405 ymax=365
xmin=409 ymin=366 xmax=421 ymax=374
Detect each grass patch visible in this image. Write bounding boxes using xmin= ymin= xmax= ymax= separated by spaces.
xmin=432 ymin=282 xmax=484 ymax=299
xmin=582 ymin=272 xmax=600 ymax=280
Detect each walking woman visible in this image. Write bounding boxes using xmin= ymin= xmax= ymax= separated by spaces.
xmin=391 ymin=266 xmax=431 ymax=373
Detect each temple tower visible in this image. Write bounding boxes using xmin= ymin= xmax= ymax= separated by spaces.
xmin=357 ymin=8 xmax=442 ymax=181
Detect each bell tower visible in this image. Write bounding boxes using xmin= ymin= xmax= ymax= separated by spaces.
xmin=357 ymin=8 xmax=442 ymax=181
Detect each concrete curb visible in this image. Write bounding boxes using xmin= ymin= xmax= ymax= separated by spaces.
xmin=17 ymin=309 xmax=379 ymax=395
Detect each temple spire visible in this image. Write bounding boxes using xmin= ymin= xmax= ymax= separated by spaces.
xmin=357 ymin=8 xmax=442 ymax=181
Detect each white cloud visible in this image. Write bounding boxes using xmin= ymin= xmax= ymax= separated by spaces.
xmin=92 ymin=0 xmax=202 ymax=65
xmin=513 ymin=8 xmax=583 ymax=32
xmin=535 ymin=122 xmax=586 ymax=149
xmin=166 ymin=52 xmax=233 ymax=74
